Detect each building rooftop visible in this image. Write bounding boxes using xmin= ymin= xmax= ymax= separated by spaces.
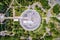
xmin=0 ymin=13 xmax=5 ymax=23
xmin=20 ymin=9 xmax=41 ymax=31
xmin=56 ymin=0 xmax=60 ymax=5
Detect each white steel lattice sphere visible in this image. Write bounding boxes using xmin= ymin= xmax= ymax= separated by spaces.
xmin=20 ymin=9 xmax=41 ymax=31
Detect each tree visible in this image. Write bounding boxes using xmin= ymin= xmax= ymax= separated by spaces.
xmin=53 ymin=4 xmax=60 ymax=15
xmin=40 ymin=0 xmax=50 ymax=9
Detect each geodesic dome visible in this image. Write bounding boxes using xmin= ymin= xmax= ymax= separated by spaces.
xmin=20 ymin=9 xmax=41 ymax=31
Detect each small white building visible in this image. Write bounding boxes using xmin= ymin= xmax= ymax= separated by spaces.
xmin=55 ymin=0 xmax=60 ymax=5
xmin=48 ymin=0 xmax=56 ymax=5
xmin=14 ymin=19 xmax=18 ymax=21
xmin=48 ymin=0 xmax=60 ymax=6
xmin=0 ymin=31 xmax=9 ymax=36
xmin=0 ymin=13 xmax=5 ymax=23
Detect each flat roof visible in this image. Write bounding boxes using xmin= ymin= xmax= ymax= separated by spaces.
xmin=0 ymin=14 xmax=5 ymax=23
xmin=56 ymin=0 xmax=60 ymax=5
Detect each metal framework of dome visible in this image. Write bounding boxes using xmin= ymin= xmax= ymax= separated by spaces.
xmin=20 ymin=9 xmax=41 ymax=31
